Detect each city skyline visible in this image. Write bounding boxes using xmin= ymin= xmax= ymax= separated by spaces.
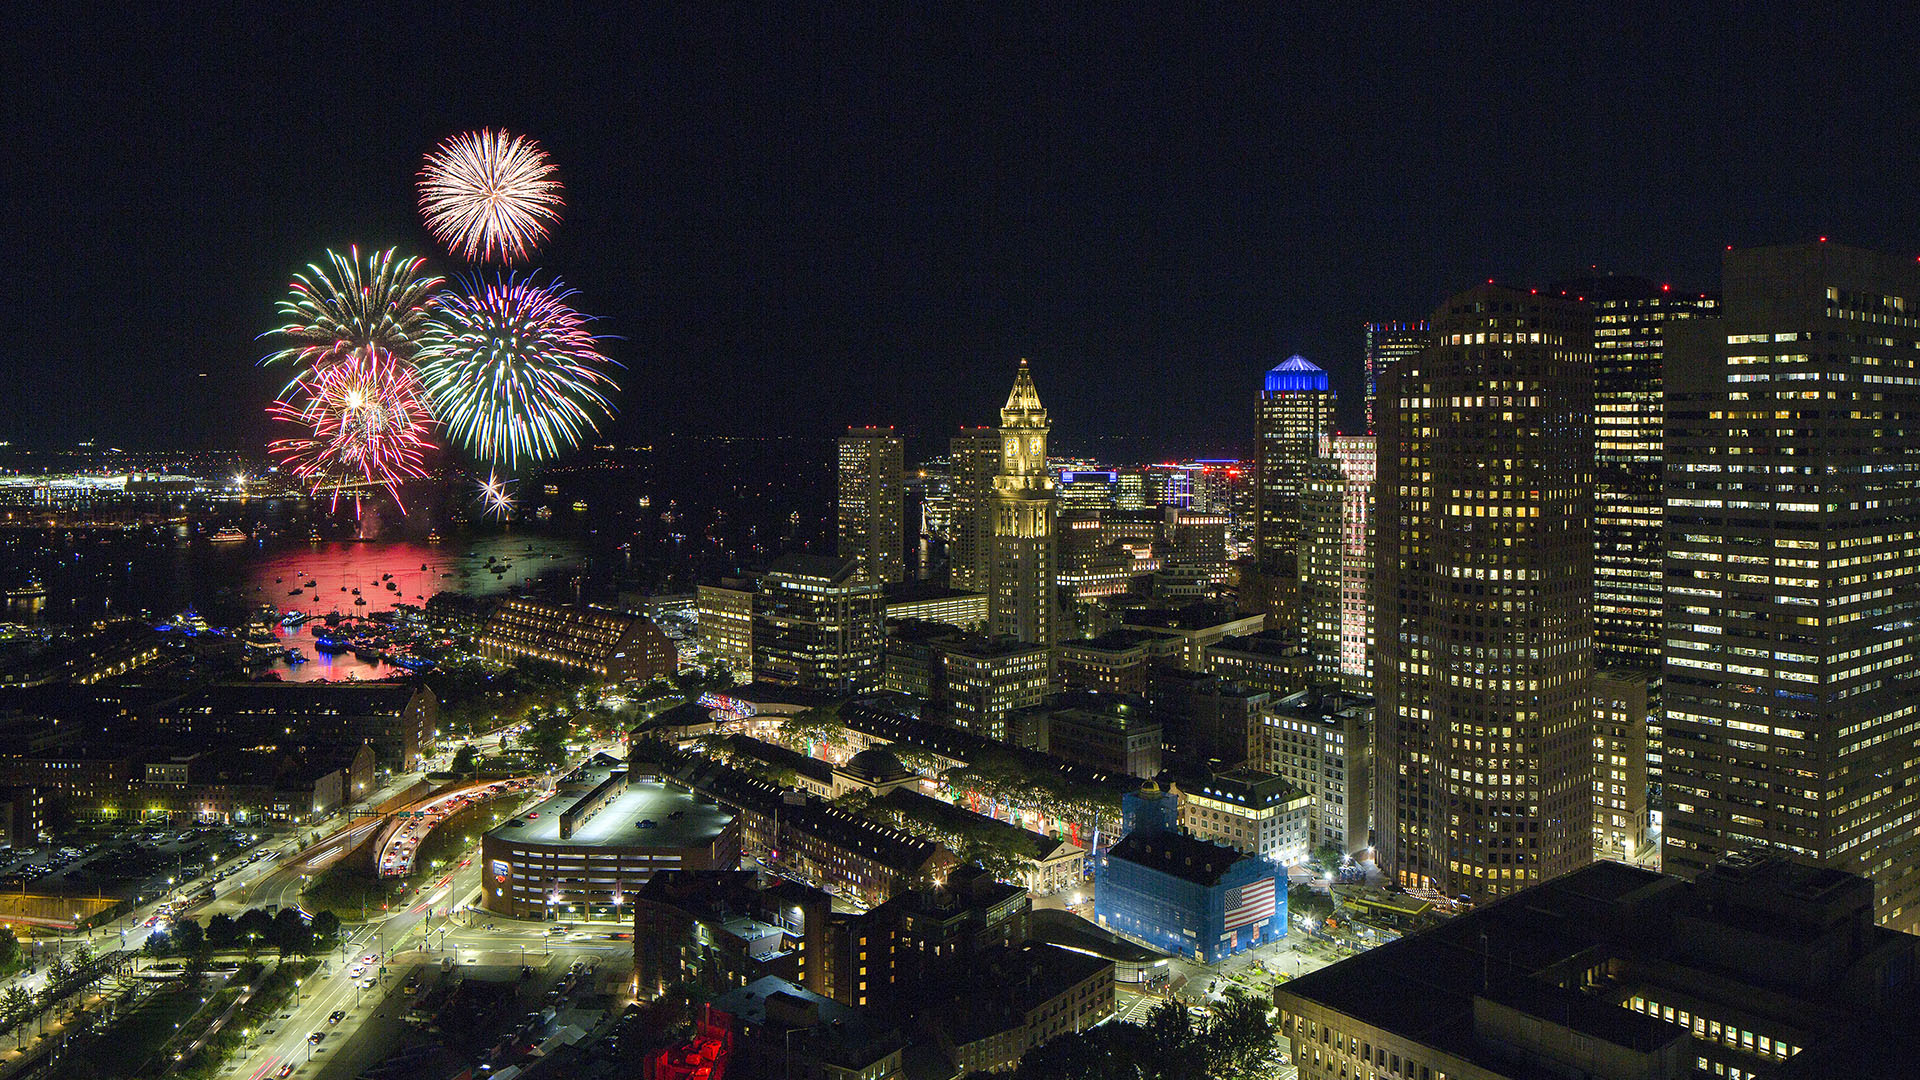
xmin=8 ymin=9 xmax=1920 ymax=1078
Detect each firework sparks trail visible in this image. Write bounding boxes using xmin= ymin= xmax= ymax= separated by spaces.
xmin=418 ymin=130 xmax=564 ymax=264
xmin=268 ymin=346 xmax=436 ymax=511
xmin=417 ymin=274 xmax=618 ymax=469
xmin=477 ymin=472 xmax=517 ymax=519
xmin=261 ymin=247 xmax=442 ymax=375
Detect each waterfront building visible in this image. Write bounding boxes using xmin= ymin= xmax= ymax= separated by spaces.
xmin=1662 ymin=242 xmax=1920 ymax=932
xmin=1373 ymin=284 xmax=1595 ymax=901
xmin=696 ymin=579 xmax=755 ymax=681
xmin=480 ymin=598 xmax=678 ymax=684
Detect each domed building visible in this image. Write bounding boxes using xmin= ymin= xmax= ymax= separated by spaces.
xmin=831 ymin=746 xmax=920 ymax=798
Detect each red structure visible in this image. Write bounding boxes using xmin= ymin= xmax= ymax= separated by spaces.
xmin=647 ymin=1005 xmax=733 ymax=1080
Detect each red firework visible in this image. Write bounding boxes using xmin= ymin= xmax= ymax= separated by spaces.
xmin=268 ymin=346 xmax=436 ymax=510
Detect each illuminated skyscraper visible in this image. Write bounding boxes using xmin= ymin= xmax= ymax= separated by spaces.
xmin=1374 ymin=285 xmax=1594 ymax=902
xmin=1363 ymin=320 xmax=1430 ymax=432
xmin=1254 ymin=356 xmax=1336 ymax=568
xmin=837 ymin=426 xmax=905 ymax=584
xmin=947 ymin=428 xmax=1001 ymax=592
xmin=1662 ymin=242 xmax=1920 ymax=933
xmin=988 ymin=360 xmax=1057 ymax=646
xmin=1300 ymin=434 xmax=1375 ymax=695
xmin=1550 ymin=277 xmax=1718 ymax=689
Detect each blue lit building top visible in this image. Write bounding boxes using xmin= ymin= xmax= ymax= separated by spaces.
xmin=1263 ymin=355 xmax=1329 ymax=394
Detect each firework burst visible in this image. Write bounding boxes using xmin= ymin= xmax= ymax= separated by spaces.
xmin=417 ymin=275 xmax=618 ymax=469
xmin=269 ymin=346 xmax=436 ymax=510
xmin=477 ymin=472 xmax=517 ymax=519
xmin=263 ymin=247 xmax=443 ymax=372
xmin=418 ymin=130 xmax=564 ymax=264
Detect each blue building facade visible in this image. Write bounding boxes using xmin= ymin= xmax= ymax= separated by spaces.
xmin=1094 ymin=827 xmax=1286 ymax=963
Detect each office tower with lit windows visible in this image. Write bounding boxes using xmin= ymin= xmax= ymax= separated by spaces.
xmin=752 ymin=554 xmax=885 ymax=694
xmin=987 ymin=360 xmax=1058 ymax=646
xmin=1363 ymin=320 xmax=1430 ymax=432
xmin=1373 ymin=284 xmax=1595 ymax=902
xmin=1662 ymin=242 xmax=1920 ymax=933
xmin=697 ymin=579 xmax=756 ymax=682
xmin=1254 ymin=356 xmax=1336 ymax=567
xmin=1551 ymin=277 xmax=1719 ymax=695
xmin=1300 ymin=434 xmax=1376 ymax=695
xmin=1591 ymin=670 xmax=1649 ymax=863
xmin=947 ymin=428 xmax=1001 ymax=592
xmin=837 ymin=426 xmax=905 ymax=585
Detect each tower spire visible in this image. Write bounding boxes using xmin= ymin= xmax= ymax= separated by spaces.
xmin=1003 ymin=358 xmax=1045 ymax=416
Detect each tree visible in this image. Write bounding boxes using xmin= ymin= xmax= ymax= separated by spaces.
xmin=171 ymin=917 xmax=205 ymax=956
xmin=310 ymin=911 xmax=341 ymax=949
xmin=272 ymin=909 xmax=313 ymax=956
xmin=205 ymin=913 xmax=237 ymax=949
xmin=1207 ymin=987 xmax=1281 ymax=1078
xmin=451 ymin=744 xmax=479 ymax=775
xmin=44 ymin=955 xmax=70 ymax=989
xmin=234 ymin=909 xmax=271 ymax=955
xmin=0 ymin=986 xmax=30 ymax=1047
xmin=0 ymin=927 xmax=19 ymax=973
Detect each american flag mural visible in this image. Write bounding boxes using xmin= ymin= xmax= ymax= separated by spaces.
xmin=1222 ymin=875 xmax=1277 ymax=932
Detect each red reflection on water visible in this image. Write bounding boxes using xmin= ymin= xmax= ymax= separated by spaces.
xmin=241 ymin=538 xmax=580 ymax=682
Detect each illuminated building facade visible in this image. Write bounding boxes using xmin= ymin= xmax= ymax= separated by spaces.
xmin=1362 ymin=320 xmax=1430 ymax=433
xmin=930 ymin=637 xmax=1052 ymax=742
xmin=1591 ymin=670 xmax=1648 ymax=863
xmin=752 ymin=554 xmax=885 ymax=694
xmin=1373 ymin=284 xmax=1595 ymax=901
xmin=988 ymin=361 xmax=1058 ymax=646
xmin=481 ymin=760 xmax=740 ymax=920
xmin=1254 ymin=356 xmax=1336 ymax=567
xmin=696 ymin=580 xmax=755 ymax=681
xmin=1176 ymin=766 xmax=1313 ymax=867
xmin=837 ymin=426 xmax=905 ymax=585
xmin=481 ymin=598 xmax=678 ymax=684
xmin=1300 ymin=434 xmax=1376 ymax=695
xmin=1662 ymin=242 xmax=1920 ymax=933
xmin=1551 ymin=277 xmax=1719 ymax=690
xmin=1260 ymin=690 xmax=1373 ymax=857
xmin=947 ymin=428 xmax=1001 ymax=592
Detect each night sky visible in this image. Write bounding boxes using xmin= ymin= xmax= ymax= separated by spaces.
xmin=7 ymin=7 xmax=1918 ymax=455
